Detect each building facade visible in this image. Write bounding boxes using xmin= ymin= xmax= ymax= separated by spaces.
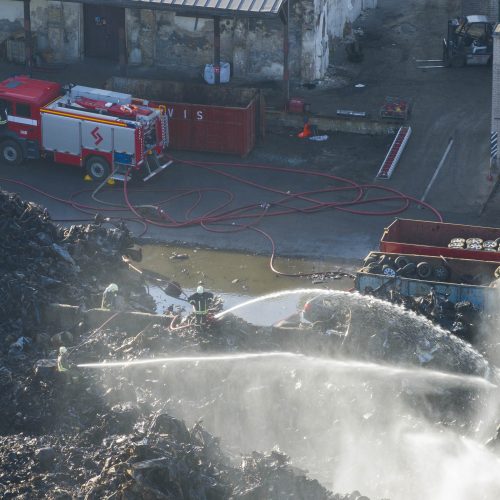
xmin=461 ymin=0 xmax=498 ymax=21
xmin=1 ymin=0 xmax=377 ymax=82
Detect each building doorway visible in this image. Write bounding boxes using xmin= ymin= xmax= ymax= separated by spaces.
xmin=83 ymin=5 xmax=125 ymax=60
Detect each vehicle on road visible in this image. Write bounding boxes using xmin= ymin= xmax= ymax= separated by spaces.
xmin=0 ymin=76 xmax=170 ymax=181
xmin=443 ymin=15 xmax=493 ymax=67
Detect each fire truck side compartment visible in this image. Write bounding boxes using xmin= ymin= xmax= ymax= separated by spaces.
xmin=81 ymin=121 xmax=113 ymax=152
xmin=113 ymin=127 xmax=136 ymax=156
xmin=42 ymin=114 xmax=81 ymax=155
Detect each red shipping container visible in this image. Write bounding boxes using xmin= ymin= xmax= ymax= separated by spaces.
xmin=380 ymin=219 xmax=500 ymax=262
xmin=107 ymin=77 xmax=264 ymax=156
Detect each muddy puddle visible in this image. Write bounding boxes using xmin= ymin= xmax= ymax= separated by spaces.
xmin=139 ymin=245 xmax=357 ymax=325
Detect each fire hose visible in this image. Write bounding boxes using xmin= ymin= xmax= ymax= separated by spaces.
xmin=0 ymin=156 xmax=442 ymax=278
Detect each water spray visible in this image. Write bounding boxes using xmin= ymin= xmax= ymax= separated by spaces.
xmin=215 ymin=287 xmax=345 ymax=319
xmin=78 ymin=351 xmax=302 ymax=369
xmin=78 ymin=352 xmax=496 ymax=391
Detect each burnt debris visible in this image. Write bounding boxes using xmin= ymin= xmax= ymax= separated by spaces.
xmin=0 ymin=189 xmax=154 ymax=341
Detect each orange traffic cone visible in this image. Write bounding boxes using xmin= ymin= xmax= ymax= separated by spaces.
xmin=298 ymin=122 xmax=312 ymax=139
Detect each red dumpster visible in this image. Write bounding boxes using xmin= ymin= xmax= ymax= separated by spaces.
xmin=380 ymin=219 xmax=500 ymax=262
xmin=107 ymin=77 xmax=264 ymax=156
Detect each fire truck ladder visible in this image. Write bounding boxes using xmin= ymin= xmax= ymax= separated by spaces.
xmin=92 ymin=162 xmax=132 ymax=198
xmin=143 ymin=151 xmax=173 ymax=182
xmin=92 ymin=152 xmax=173 ymax=197
xmin=376 ymin=126 xmax=412 ymax=180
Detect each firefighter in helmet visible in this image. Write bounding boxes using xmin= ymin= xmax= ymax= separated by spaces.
xmin=57 ymin=346 xmax=80 ymax=385
xmin=188 ymin=284 xmax=214 ymax=325
xmin=102 ymin=283 xmax=120 ymax=309
xmin=57 ymin=346 xmax=70 ymax=373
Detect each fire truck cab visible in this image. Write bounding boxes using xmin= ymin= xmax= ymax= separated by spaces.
xmin=0 ymin=76 xmax=170 ymax=181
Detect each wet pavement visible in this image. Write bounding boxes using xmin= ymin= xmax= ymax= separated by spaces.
xmin=140 ymin=244 xmax=355 ymax=323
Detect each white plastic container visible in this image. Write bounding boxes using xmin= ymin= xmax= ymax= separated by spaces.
xmin=203 ymin=62 xmax=230 ymax=84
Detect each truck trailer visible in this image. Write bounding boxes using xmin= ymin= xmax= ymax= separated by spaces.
xmin=380 ymin=219 xmax=500 ymax=262
xmin=355 ymin=251 xmax=500 ymax=311
xmin=0 ymin=76 xmax=171 ymax=181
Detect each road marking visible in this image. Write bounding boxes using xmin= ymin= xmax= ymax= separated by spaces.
xmin=416 ymin=59 xmax=443 ymax=62
xmin=420 ymin=138 xmax=454 ymax=203
xmin=418 ymin=65 xmax=446 ymax=69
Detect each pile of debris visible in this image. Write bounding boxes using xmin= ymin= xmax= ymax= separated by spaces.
xmin=0 ymin=361 xmax=360 ymax=499
xmin=1 ymin=188 xmax=498 ymax=499
xmin=0 ymin=188 xmax=154 ymax=341
xmin=361 ymin=284 xmax=481 ymax=344
xmin=0 ymin=188 xmax=373 ymax=499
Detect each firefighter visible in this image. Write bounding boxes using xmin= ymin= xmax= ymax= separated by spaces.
xmin=57 ymin=346 xmax=80 ymax=385
xmin=0 ymin=99 xmax=8 ymax=128
xmin=101 ymin=283 xmax=120 ymax=309
xmin=57 ymin=346 xmax=70 ymax=373
xmin=188 ymin=285 xmax=214 ymax=325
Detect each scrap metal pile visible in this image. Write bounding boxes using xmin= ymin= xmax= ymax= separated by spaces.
xmin=0 ymin=189 xmax=154 ymax=341
xmin=0 ymin=386 xmax=336 ymax=499
xmin=0 ymin=318 xmax=369 ymax=499
xmin=0 ymin=188 xmax=380 ymax=500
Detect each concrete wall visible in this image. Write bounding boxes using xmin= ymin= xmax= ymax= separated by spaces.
xmin=0 ymin=1 xmax=23 ymax=45
xmin=492 ymin=30 xmax=500 ymax=166
xmin=38 ymin=0 xmax=82 ymax=62
xmin=328 ymin=0 xmax=364 ymax=38
xmin=126 ymin=10 xmax=290 ymax=80
xmin=0 ymin=0 xmax=82 ymax=61
xmin=123 ymin=0 xmax=375 ymax=81
xmin=0 ymin=0 xmax=376 ymax=81
xmin=461 ymin=0 xmax=498 ymax=21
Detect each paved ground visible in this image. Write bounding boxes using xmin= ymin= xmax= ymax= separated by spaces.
xmin=0 ymin=0 xmax=498 ymax=263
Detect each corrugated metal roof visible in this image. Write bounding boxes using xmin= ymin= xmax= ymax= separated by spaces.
xmin=59 ymin=0 xmax=287 ymax=18
xmin=130 ymin=0 xmax=285 ymax=16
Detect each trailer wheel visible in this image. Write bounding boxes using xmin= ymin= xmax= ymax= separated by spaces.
xmin=397 ymin=262 xmax=417 ymax=277
xmin=395 ymin=256 xmax=410 ymax=269
xmin=86 ymin=156 xmax=110 ymax=181
xmin=433 ymin=265 xmax=450 ymax=282
xmin=416 ymin=261 xmax=432 ymax=279
xmin=382 ymin=265 xmax=397 ymax=277
xmin=0 ymin=139 xmax=23 ymax=165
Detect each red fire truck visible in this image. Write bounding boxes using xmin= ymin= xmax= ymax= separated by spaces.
xmin=0 ymin=76 xmax=171 ymax=181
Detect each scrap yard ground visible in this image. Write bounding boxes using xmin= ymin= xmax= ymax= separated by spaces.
xmin=0 ymin=0 xmax=497 ymax=262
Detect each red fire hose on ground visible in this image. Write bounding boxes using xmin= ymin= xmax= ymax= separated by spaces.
xmin=0 ymin=155 xmax=442 ymax=277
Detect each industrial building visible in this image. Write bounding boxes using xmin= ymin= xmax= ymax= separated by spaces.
xmin=462 ymin=0 xmax=498 ymax=21
xmin=0 ymin=0 xmax=376 ymax=83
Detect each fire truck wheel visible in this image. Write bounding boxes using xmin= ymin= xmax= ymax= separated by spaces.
xmin=85 ymin=156 xmax=110 ymax=181
xmin=0 ymin=140 xmax=23 ymax=165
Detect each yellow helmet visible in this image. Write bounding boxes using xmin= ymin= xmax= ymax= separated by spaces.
xmin=106 ymin=283 xmax=119 ymax=293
